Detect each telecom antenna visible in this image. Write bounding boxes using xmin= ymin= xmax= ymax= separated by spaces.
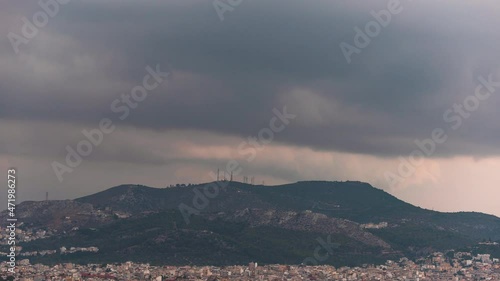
xmin=230 ymin=172 xmax=233 ymax=182
xmin=46 ymin=192 xmax=49 ymax=201
xmin=217 ymin=168 xmax=220 ymax=181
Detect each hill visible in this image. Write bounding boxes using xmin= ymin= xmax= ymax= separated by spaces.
xmin=2 ymin=181 xmax=500 ymax=266
xmin=76 ymin=181 xmax=500 ymax=241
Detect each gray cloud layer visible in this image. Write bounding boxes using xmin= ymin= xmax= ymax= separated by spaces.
xmin=2 ymin=1 xmax=500 ymax=215
xmin=2 ymin=0 xmax=500 ymax=159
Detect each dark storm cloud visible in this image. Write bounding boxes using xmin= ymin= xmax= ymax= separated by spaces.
xmin=2 ymin=0 xmax=500 ymax=159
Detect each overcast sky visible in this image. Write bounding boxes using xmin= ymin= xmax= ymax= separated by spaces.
xmin=2 ymin=0 xmax=500 ymax=216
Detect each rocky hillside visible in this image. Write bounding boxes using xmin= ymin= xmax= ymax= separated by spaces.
xmin=74 ymin=181 xmax=500 ymax=241
xmin=3 ymin=181 xmax=500 ymax=266
xmin=212 ymin=208 xmax=391 ymax=249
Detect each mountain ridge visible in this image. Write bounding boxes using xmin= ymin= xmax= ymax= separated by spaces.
xmin=2 ymin=180 xmax=500 ymax=266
